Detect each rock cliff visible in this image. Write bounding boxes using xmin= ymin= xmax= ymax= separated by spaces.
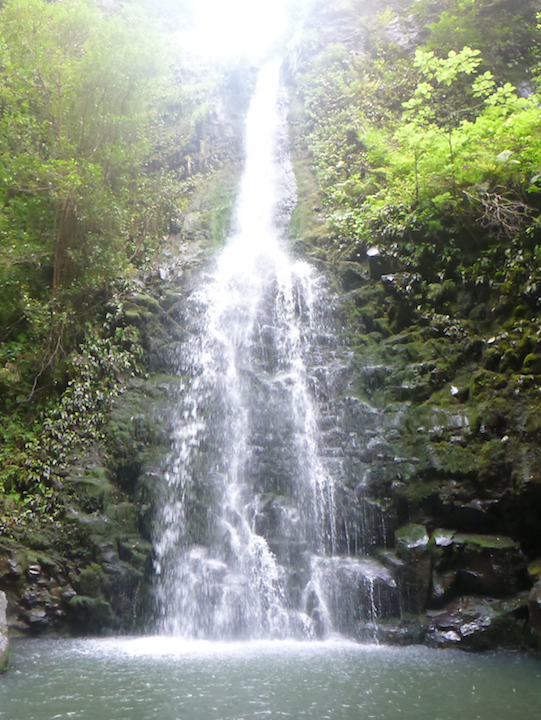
xmin=284 ymin=0 xmax=541 ymax=651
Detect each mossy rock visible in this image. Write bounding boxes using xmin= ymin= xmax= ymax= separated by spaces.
xmin=470 ymin=369 xmax=507 ymax=398
xmin=484 ymin=347 xmax=502 ymax=371
xmin=452 ymin=533 xmax=519 ymax=550
xmin=427 ymin=442 xmax=479 ymax=478
xmin=106 ymin=377 xmax=176 ymax=485
xmin=430 ymin=528 xmax=456 ymax=549
xmin=75 ymin=564 xmax=104 ymax=599
xmin=127 ymin=294 xmax=163 ymax=314
xmin=117 ymin=538 xmax=153 ymax=570
xmin=395 ymin=523 xmax=430 ymax=550
xmin=63 ymin=475 xmax=114 ymax=514
xmin=25 ymin=551 xmax=62 ymax=575
xmin=68 ymin=595 xmax=115 ymax=634
xmin=523 ymin=353 xmax=541 ymax=374
xmin=394 ymin=478 xmax=443 ymax=504
xmin=428 ymin=532 xmax=527 ymax=599
xmin=527 ymin=558 xmax=541 ymax=583
xmin=395 ymin=524 xmax=432 ymax=614
xmin=337 ymin=261 xmax=369 ymax=291
xmin=105 ymin=502 xmax=138 ymax=535
xmin=66 ymin=510 xmax=114 ymax=539
xmin=122 ymin=308 xmax=145 ymax=327
xmin=477 ymin=396 xmax=509 ymax=436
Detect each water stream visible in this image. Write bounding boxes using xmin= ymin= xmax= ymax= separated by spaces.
xmin=153 ymin=61 xmax=390 ymax=640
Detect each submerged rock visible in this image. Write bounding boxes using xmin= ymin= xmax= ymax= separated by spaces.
xmin=0 ymin=590 xmax=9 ymax=673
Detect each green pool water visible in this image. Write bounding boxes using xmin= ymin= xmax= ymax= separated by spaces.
xmin=1 ymin=637 xmax=540 ymax=720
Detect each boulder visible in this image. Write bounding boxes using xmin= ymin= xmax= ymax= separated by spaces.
xmin=452 ymin=533 xmax=527 ymax=596
xmin=429 ymin=531 xmax=528 ymax=605
xmin=0 ymin=590 xmax=9 ymax=673
xmin=427 ymin=593 xmax=529 ymax=650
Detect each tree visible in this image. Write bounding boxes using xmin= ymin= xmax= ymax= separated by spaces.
xmin=0 ymin=0 xmax=170 ymax=292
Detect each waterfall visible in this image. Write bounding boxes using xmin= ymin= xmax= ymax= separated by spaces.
xmin=153 ymin=61 xmax=396 ymax=641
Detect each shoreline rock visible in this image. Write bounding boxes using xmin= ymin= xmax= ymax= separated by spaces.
xmin=0 ymin=590 xmax=9 ymax=673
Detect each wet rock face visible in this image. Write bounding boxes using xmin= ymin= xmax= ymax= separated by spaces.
xmin=0 ymin=425 xmax=157 ymax=638
xmin=395 ymin=524 xmax=431 ymax=614
xmin=0 ymin=543 xmax=75 ymax=635
xmin=334 ymin=303 xmax=541 ymax=652
xmin=307 ymin=556 xmax=400 ymax=638
xmin=281 ymin=0 xmax=541 ymax=654
xmin=0 ymin=590 xmax=9 ymax=673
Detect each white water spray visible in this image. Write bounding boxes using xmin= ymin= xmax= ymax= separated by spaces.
xmin=154 ymin=62 xmax=392 ymax=640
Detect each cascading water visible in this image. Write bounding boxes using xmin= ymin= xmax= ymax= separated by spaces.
xmin=154 ymin=61 xmax=397 ymax=641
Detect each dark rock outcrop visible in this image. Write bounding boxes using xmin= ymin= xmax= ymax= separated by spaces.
xmin=395 ymin=524 xmax=431 ymax=614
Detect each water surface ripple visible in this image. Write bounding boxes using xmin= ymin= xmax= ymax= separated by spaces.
xmin=1 ymin=638 xmax=540 ymax=720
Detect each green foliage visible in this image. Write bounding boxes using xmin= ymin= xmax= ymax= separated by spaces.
xmin=0 ymin=0 xmax=176 ymax=292
xmin=411 ymin=45 xmax=482 ymax=86
xmin=417 ymin=0 xmax=541 ymax=77
xmin=0 ymin=318 xmax=141 ymax=498
xmin=295 ymin=0 xmax=541 ymax=275
xmin=0 ymin=0 xmax=249 ymax=511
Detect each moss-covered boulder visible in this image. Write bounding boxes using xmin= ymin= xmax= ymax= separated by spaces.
xmin=450 ymin=533 xmax=526 ymax=597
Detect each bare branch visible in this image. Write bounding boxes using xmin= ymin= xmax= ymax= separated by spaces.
xmin=463 ymin=189 xmax=534 ymax=236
